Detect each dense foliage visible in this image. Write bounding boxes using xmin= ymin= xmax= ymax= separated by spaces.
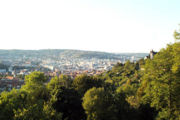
xmin=0 ymin=42 xmax=180 ymax=119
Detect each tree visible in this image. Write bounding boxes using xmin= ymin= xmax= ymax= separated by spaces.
xmin=0 ymin=72 xmax=49 ymax=120
xmin=47 ymin=75 xmax=72 ymax=91
xmin=0 ymin=89 xmax=27 ymax=120
xmin=73 ymin=74 xmax=103 ymax=96
xmin=47 ymin=76 xmax=86 ymax=120
xmin=13 ymin=101 xmax=62 ymax=120
xmin=24 ymin=71 xmax=47 ymax=85
xmin=82 ymin=87 xmax=117 ymax=120
xmin=21 ymin=71 xmax=48 ymax=104
xmin=139 ymin=43 xmax=180 ymax=120
xmin=174 ymin=25 xmax=180 ymax=40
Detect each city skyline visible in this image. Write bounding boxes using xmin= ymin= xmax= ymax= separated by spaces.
xmin=0 ymin=0 xmax=180 ymax=53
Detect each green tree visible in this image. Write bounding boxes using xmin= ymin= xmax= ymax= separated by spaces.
xmin=21 ymin=72 xmax=48 ymax=104
xmin=47 ymin=75 xmax=72 ymax=90
xmin=139 ymin=43 xmax=180 ymax=120
xmin=174 ymin=25 xmax=180 ymax=40
xmin=15 ymin=72 xmax=63 ymax=120
xmin=0 ymin=89 xmax=27 ymax=120
xmin=73 ymin=74 xmax=103 ymax=96
xmin=13 ymin=101 xmax=62 ymax=120
xmin=82 ymin=87 xmax=117 ymax=120
xmin=47 ymin=76 xmax=85 ymax=120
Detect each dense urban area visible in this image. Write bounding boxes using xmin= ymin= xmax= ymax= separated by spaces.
xmin=0 ymin=50 xmax=146 ymax=92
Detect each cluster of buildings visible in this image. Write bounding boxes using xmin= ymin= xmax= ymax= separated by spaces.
xmin=0 ymin=51 xmax=145 ymax=92
xmin=0 ymin=76 xmax=24 ymax=92
xmin=41 ymin=57 xmax=119 ymax=72
xmin=144 ymin=50 xmax=158 ymax=59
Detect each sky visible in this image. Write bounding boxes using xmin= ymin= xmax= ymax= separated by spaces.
xmin=0 ymin=0 xmax=180 ymax=53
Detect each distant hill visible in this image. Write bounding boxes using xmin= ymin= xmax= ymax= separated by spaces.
xmin=0 ymin=49 xmax=148 ymax=60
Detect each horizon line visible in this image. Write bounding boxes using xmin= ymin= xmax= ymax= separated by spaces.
xmin=0 ymin=48 xmax=149 ymax=54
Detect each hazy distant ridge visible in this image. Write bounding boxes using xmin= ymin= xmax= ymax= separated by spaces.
xmin=0 ymin=49 xmax=148 ymax=59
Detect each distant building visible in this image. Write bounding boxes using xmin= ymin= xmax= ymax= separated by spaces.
xmin=0 ymin=76 xmax=24 ymax=92
xmin=144 ymin=50 xmax=157 ymax=60
xmin=149 ymin=50 xmax=157 ymax=59
xmin=43 ymin=65 xmax=55 ymax=71
xmin=9 ymin=66 xmax=13 ymax=72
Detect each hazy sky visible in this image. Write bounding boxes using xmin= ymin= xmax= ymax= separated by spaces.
xmin=0 ymin=0 xmax=180 ymax=53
